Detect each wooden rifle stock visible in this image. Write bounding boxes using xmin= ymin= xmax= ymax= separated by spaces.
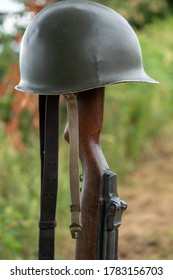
xmin=64 ymin=87 xmax=126 ymax=259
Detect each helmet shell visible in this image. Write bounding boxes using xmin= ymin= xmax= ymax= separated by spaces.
xmin=16 ymin=0 xmax=158 ymax=95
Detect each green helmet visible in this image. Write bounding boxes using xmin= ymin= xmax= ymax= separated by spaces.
xmin=16 ymin=0 xmax=158 ymax=94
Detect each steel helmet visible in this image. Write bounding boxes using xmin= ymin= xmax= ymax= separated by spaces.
xmin=16 ymin=0 xmax=158 ymax=95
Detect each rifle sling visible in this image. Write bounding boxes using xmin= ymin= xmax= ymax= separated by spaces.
xmin=65 ymin=94 xmax=83 ymax=239
xmin=38 ymin=95 xmax=59 ymax=260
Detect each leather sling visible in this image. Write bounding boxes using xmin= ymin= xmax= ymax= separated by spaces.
xmin=38 ymin=95 xmax=59 ymax=260
xmin=38 ymin=93 xmax=82 ymax=260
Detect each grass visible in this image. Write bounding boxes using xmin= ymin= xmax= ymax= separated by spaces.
xmin=102 ymin=16 xmax=173 ymax=176
xmin=1 ymin=15 xmax=173 ymax=259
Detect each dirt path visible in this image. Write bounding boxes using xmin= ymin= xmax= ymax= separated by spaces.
xmin=119 ymin=138 xmax=173 ymax=259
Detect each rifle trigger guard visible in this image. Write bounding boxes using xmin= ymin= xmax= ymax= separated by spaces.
xmin=70 ymin=223 xmax=84 ymax=239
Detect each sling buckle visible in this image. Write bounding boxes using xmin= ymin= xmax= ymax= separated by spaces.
xmin=70 ymin=223 xmax=84 ymax=239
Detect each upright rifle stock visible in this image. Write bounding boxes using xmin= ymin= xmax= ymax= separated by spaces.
xmin=64 ymin=87 xmax=127 ymax=259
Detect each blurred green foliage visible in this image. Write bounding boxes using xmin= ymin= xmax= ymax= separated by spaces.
xmin=0 ymin=93 xmax=14 ymax=122
xmin=95 ymin=0 xmax=171 ymax=28
xmin=0 ymin=0 xmax=173 ymax=259
xmin=19 ymin=109 xmax=36 ymax=145
xmin=0 ymin=126 xmax=39 ymax=259
xmin=0 ymin=32 xmax=17 ymax=81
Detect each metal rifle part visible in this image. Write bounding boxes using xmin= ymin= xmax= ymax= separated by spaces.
xmin=96 ymin=170 xmax=127 ymax=260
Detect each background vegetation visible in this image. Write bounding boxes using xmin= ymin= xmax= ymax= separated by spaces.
xmin=0 ymin=0 xmax=173 ymax=259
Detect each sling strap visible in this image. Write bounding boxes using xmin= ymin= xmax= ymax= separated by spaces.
xmin=65 ymin=94 xmax=83 ymax=239
xmin=38 ymin=95 xmax=59 ymax=260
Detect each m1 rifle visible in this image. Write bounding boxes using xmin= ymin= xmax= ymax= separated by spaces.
xmin=65 ymin=87 xmax=127 ymax=260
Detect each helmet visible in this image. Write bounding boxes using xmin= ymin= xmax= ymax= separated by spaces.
xmin=16 ymin=0 xmax=158 ymax=94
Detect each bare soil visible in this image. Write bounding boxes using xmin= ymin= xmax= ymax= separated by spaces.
xmin=119 ymin=137 xmax=173 ymax=259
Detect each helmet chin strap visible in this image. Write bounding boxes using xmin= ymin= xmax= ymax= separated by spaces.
xmin=65 ymin=94 xmax=83 ymax=239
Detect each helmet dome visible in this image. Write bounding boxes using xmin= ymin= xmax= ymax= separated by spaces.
xmin=16 ymin=0 xmax=158 ymax=94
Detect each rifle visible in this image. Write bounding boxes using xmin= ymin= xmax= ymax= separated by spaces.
xmin=64 ymin=87 xmax=127 ymax=259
